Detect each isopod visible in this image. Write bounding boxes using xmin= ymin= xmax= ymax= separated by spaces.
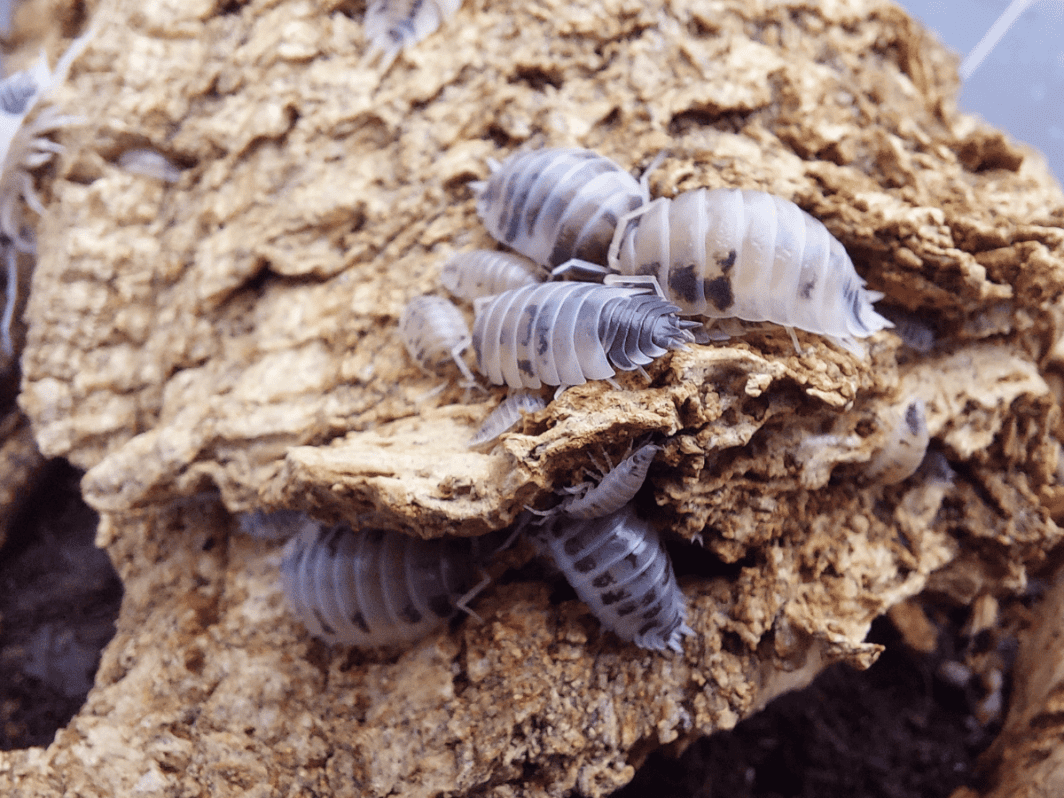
xmin=467 ymin=389 xmax=548 ymax=448
xmin=363 ymin=0 xmax=462 ymax=70
xmin=441 ymin=249 xmax=545 ymax=301
xmin=865 ymin=398 xmax=929 ymax=484
xmin=280 ymin=520 xmax=486 ymax=648
xmin=399 ymin=294 xmax=476 ymax=383
xmin=533 ymin=503 xmax=692 ymax=652
xmin=560 ymin=443 xmax=661 ymax=519
xmin=471 ymin=280 xmax=698 ymax=390
xmin=238 ymin=508 xmax=318 ymax=541
xmin=473 ymin=147 xmax=651 ymax=269
xmin=606 ymin=188 xmax=892 ymax=356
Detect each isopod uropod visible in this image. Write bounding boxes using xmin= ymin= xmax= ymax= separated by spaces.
xmin=399 ymin=294 xmax=476 ymax=383
xmin=560 ymin=443 xmax=661 ymax=519
xmin=280 ymin=520 xmax=486 ymax=648
xmin=473 ymin=147 xmax=651 ymax=269
xmin=363 ymin=0 xmax=462 ymax=69
xmin=441 ymin=249 xmax=545 ymax=301
xmin=606 ymin=188 xmax=892 ymax=356
xmin=533 ymin=503 xmax=692 ymax=652
xmin=471 ymin=280 xmax=697 ymax=390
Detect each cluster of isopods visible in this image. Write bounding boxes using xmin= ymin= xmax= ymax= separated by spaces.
xmin=258 ymin=145 xmax=928 ymax=655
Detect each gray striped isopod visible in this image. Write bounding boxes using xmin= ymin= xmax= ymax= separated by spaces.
xmin=280 ymin=520 xmax=487 ymax=648
xmin=606 ymin=188 xmax=892 ymax=356
xmin=471 ymin=281 xmax=698 ymax=390
xmin=441 ymin=249 xmax=545 ymax=301
xmin=533 ymin=503 xmax=692 ymax=652
xmin=467 ymin=389 xmax=548 ymax=448
xmin=560 ymin=443 xmax=661 ymax=519
xmin=399 ymin=294 xmax=476 ymax=383
xmin=363 ymin=0 xmax=462 ymax=70
xmin=473 ymin=147 xmax=652 ymax=269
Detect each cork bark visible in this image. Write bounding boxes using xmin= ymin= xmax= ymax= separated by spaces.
xmin=3 ymin=0 xmax=1064 ymax=795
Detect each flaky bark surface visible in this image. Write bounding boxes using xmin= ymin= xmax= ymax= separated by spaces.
xmin=4 ymin=0 xmax=1064 ymax=795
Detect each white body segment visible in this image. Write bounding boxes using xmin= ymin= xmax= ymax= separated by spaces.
xmin=561 ymin=443 xmax=661 ymax=519
xmin=474 ymin=147 xmax=649 ymax=269
xmin=609 ymin=188 xmax=892 ymax=355
xmin=535 ymin=504 xmax=692 ymax=652
xmin=399 ymin=294 xmax=475 ymax=382
xmin=471 ymin=281 xmax=697 ymax=390
xmin=280 ymin=522 xmax=480 ymax=648
xmin=441 ymin=249 xmax=545 ymax=300
xmin=364 ymin=0 xmax=462 ymax=68
xmin=468 ymin=389 xmax=548 ymax=448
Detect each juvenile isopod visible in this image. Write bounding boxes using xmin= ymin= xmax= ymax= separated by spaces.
xmin=363 ymin=0 xmax=462 ymax=70
xmin=533 ymin=503 xmax=692 ymax=652
xmin=280 ymin=520 xmax=487 ymax=648
xmin=473 ymin=147 xmax=652 ymax=269
xmin=605 ymin=188 xmax=892 ymax=356
xmin=441 ymin=249 xmax=545 ymax=301
xmin=864 ymin=398 xmax=929 ymax=484
xmin=467 ymin=389 xmax=548 ymax=448
xmin=471 ymin=280 xmax=698 ymax=390
xmin=399 ymin=294 xmax=476 ymax=383
xmin=560 ymin=443 xmax=661 ymax=519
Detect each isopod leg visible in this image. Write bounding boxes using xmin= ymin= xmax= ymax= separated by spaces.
xmin=602 ymin=273 xmax=666 ymax=299
xmin=638 ymin=150 xmax=668 ymax=194
xmin=455 ymin=571 xmax=492 ymax=624
xmin=785 ymin=325 xmax=804 ymax=355
xmin=607 ymin=197 xmax=666 ymax=271
xmin=550 ymin=258 xmax=609 ymax=282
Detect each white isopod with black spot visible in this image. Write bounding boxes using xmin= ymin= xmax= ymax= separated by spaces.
xmin=473 ymin=147 xmax=651 ymax=269
xmin=864 ymin=398 xmax=929 ymax=484
xmin=605 ymin=188 xmax=892 ymax=356
xmin=534 ymin=503 xmax=692 ymax=652
xmin=467 ymin=389 xmax=548 ymax=448
xmin=399 ymin=294 xmax=476 ymax=383
xmin=471 ymin=281 xmax=697 ymax=390
xmin=363 ymin=0 xmax=462 ymax=69
xmin=280 ymin=520 xmax=486 ymax=648
xmin=560 ymin=443 xmax=661 ymax=519
xmin=441 ymin=249 xmax=545 ymax=301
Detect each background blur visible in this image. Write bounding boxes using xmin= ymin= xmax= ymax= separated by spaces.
xmin=897 ymin=0 xmax=1063 ymax=185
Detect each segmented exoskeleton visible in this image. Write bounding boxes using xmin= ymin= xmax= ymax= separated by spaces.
xmin=399 ymin=294 xmax=476 ymax=383
xmin=363 ymin=0 xmax=462 ymax=70
xmin=533 ymin=503 xmax=692 ymax=652
xmin=473 ymin=147 xmax=651 ymax=269
xmin=280 ymin=520 xmax=487 ymax=648
xmin=441 ymin=249 xmax=545 ymax=301
xmin=864 ymin=398 xmax=929 ymax=484
xmin=471 ymin=281 xmax=697 ymax=389
xmin=605 ymin=188 xmax=892 ymax=356
xmin=560 ymin=443 xmax=660 ymax=519
xmin=467 ymin=389 xmax=548 ymax=448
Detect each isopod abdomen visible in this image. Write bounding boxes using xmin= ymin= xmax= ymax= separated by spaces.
xmin=534 ymin=503 xmax=692 ymax=652
xmin=474 ymin=147 xmax=649 ymax=269
xmin=471 ymin=281 xmax=697 ymax=389
xmin=280 ymin=522 xmax=481 ymax=648
xmin=399 ymin=294 xmax=475 ymax=383
xmin=441 ymin=249 xmax=545 ymax=301
xmin=608 ymin=188 xmax=892 ymax=355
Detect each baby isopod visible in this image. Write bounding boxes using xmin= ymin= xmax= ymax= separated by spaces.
xmin=473 ymin=147 xmax=652 ymax=269
xmin=560 ymin=443 xmax=661 ymax=519
xmin=864 ymin=398 xmax=929 ymax=484
xmin=468 ymin=389 xmax=548 ymax=448
xmin=363 ymin=0 xmax=462 ymax=70
xmin=399 ymin=294 xmax=476 ymax=383
xmin=533 ymin=503 xmax=692 ymax=652
xmin=471 ymin=280 xmax=697 ymax=390
xmin=606 ymin=188 xmax=892 ymax=356
xmin=280 ymin=520 xmax=486 ymax=648
xmin=441 ymin=249 xmax=545 ymax=301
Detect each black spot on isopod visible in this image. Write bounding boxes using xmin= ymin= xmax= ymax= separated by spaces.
xmin=504 ymin=184 xmax=532 ymax=245
xmin=638 ymin=618 xmax=663 ymax=636
xmin=616 ymin=602 xmax=639 ymax=617
xmin=428 ymin=594 xmax=453 ymax=619
xmin=314 ymin=609 xmax=337 ymax=637
xmin=518 ymin=359 xmax=534 ymax=375
xmin=849 ymin=286 xmax=863 ymax=326
xmin=351 ymin=611 xmax=371 ymax=634
xmin=704 ymin=276 xmax=734 ymax=311
xmin=717 ymin=249 xmax=737 ymax=273
xmin=637 ymin=261 xmax=660 ymax=277
xmin=905 ymin=402 xmax=922 ymax=436
xmin=398 ymin=602 xmax=423 ymax=624
xmin=592 ymin=572 xmax=616 ymax=589
xmin=600 ymin=589 xmax=631 ymax=605
xmin=574 ymin=555 xmax=597 ymax=573
xmin=799 ymin=278 xmax=817 ymax=299
xmin=668 ymin=264 xmax=700 ymax=304
xmin=573 ymin=231 xmax=611 ymax=266
xmin=518 ymin=305 xmax=537 ymax=346
xmin=548 ymin=226 xmax=580 ymax=268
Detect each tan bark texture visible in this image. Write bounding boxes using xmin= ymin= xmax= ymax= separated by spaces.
xmin=3 ymin=0 xmax=1064 ymax=795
